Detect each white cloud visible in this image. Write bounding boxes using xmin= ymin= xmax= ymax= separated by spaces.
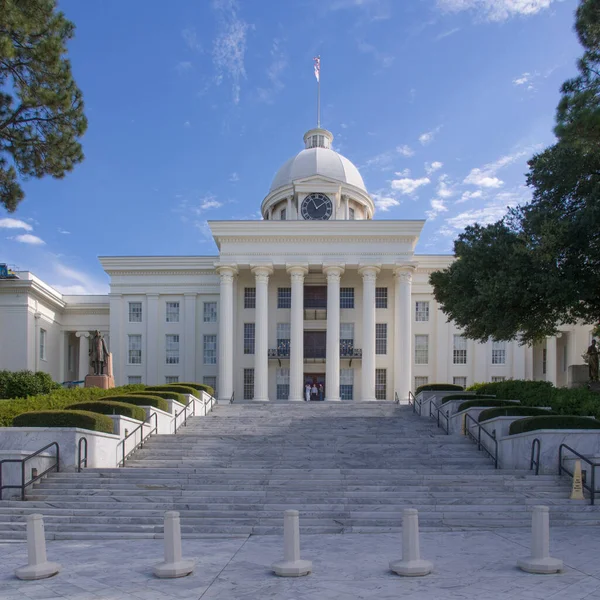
xmin=513 ymin=72 xmax=530 ymax=86
xmin=212 ymin=0 xmax=250 ymax=105
xmin=184 ymin=120 xmax=191 ymax=128
xmin=229 ymin=172 xmax=240 ymax=182
xmin=362 ymin=150 xmax=395 ymax=171
xmin=176 ymin=61 xmax=193 ymax=75
xmin=457 ymin=190 xmax=484 ymax=204
xmin=52 ymin=261 xmax=109 ymax=295
xmin=437 ymin=175 xmax=456 ymax=198
xmin=419 ymin=126 xmax=442 ymax=146
xmin=425 ymin=161 xmax=443 ymax=174
xmin=0 ymin=218 xmax=32 ymax=231
xmin=426 ymin=198 xmax=449 ymax=219
xmin=257 ymin=38 xmax=288 ymax=103
xmin=391 ymin=176 xmax=431 ymax=195
xmin=58 ymin=228 xmax=71 ymax=235
xmin=396 ymin=168 xmax=411 ymax=177
xmin=326 ymin=0 xmax=392 ymax=21
xmin=357 ymin=40 xmax=394 ymax=68
xmin=372 ymin=193 xmax=401 ymax=212
xmin=436 ymin=27 xmax=460 ymax=41
xmin=12 ymin=234 xmax=45 ymax=245
xmin=182 ymin=28 xmax=202 ymax=51
xmin=463 ymin=169 xmax=504 ymax=188
xmin=463 ymin=148 xmax=533 ymax=189
xmin=397 ymin=144 xmax=415 ymax=157
xmin=437 ymin=0 xmax=556 ymax=22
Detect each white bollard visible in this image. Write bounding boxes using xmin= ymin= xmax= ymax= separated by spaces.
xmin=15 ymin=514 xmax=61 ymax=580
xmin=517 ymin=506 xmax=563 ymax=574
xmin=153 ymin=511 xmax=195 ymax=578
xmin=271 ymin=510 xmax=312 ymax=577
xmin=389 ymin=508 xmax=433 ymax=577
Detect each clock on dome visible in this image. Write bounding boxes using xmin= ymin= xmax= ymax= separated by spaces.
xmin=301 ymin=193 xmax=333 ymax=221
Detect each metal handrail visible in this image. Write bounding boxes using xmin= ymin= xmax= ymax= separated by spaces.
xmin=394 ymin=392 xmax=400 ymax=404
xmin=559 ymin=443 xmax=599 ymax=505
xmin=77 ymin=437 xmax=88 ymax=473
xmin=229 ymin=391 xmax=235 ymax=404
xmin=464 ymin=413 xmax=498 ymax=468
xmin=429 ymin=399 xmax=450 ymax=434
xmin=0 ymin=442 xmax=60 ymax=500
xmin=172 ymin=398 xmax=196 ymax=434
xmin=117 ymin=412 xmax=158 ymax=467
xmin=408 ymin=391 xmax=422 ymax=415
xmin=530 ymin=438 xmax=541 ymax=476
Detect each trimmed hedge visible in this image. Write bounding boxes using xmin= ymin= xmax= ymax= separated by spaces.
xmin=416 ymin=383 xmax=463 ymax=395
xmin=457 ymin=399 xmax=519 ymax=413
xmin=145 ymin=385 xmax=198 ymax=397
xmin=0 ymin=370 xmax=60 ymax=399
xmin=12 ymin=410 xmax=114 ymax=434
xmin=127 ymin=390 xmax=187 ymax=405
xmin=509 ymin=415 xmax=600 ymax=436
xmin=177 ymin=382 xmax=214 ymax=397
xmin=478 ymin=406 xmax=555 ymax=423
xmin=67 ymin=401 xmax=146 ymax=422
xmin=441 ymin=394 xmax=496 ymax=404
xmin=0 ymin=384 xmax=147 ymax=427
xmin=102 ymin=394 xmax=170 ymax=413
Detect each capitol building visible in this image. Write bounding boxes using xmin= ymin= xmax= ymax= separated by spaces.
xmin=0 ymin=127 xmax=593 ymax=401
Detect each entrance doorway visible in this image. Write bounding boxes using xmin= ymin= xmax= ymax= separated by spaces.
xmin=304 ymin=373 xmax=325 ymax=401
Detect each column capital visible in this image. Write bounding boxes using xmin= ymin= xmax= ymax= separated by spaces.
xmin=286 ymin=264 xmax=309 ymax=277
xmin=215 ymin=263 xmax=238 ymax=275
xmin=323 ymin=264 xmax=345 ymax=279
xmin=250 ymin=264 xmax=274 ymax=278
xmin=358 ymin=265 xmax=381 ymax=280
xmin=75 ymin=331 xmax=90 ymax=338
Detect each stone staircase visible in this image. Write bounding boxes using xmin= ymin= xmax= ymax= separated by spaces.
xmin=0 ymin=402 xmax=597 ymax=540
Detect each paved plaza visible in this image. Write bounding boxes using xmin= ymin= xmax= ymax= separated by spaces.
xmin=1 ymin=527 xmax=600 ymax=599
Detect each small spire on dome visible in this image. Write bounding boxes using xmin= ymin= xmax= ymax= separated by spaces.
xmin=303 ymin=128 xmax=333 ymax=150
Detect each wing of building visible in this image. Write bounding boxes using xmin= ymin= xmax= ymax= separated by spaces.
xmin=0 ymin=128 xmax=593 ymax=399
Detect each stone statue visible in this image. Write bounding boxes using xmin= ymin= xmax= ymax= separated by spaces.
xmin=89 ymin=330 xmax=109 ymax=376
xmin=587 ymin=339 xmax=599 ymax=382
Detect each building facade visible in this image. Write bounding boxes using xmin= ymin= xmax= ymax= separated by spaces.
xmin=0 ymin=128 xmax=595 ymax=400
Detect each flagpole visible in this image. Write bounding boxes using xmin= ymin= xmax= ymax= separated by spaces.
xmin=317 ymin=73 xmax=321 ymax=129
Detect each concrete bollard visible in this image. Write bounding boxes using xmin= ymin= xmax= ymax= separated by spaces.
xmin=272 ymin=510 xmax=312 ymax=577
xmin=153 ymin=511 xmax=195 ymax=578
xmin=517 ymin=506 xmax=563 ymax=574
xmin=570 ymin=460 xmax=585 ymax=500
xmin=15 ymin=514 xmax=61 ymax=580
xmin=389 ymin=508 xmax=433 ymax=577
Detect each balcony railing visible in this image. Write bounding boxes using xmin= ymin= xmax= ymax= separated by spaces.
xmin=304 ymin=308 xmax=327 ymax=320
xmin=268 ymin=343 xmax=362 ymax=360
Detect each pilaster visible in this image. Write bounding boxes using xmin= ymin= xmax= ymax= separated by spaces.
xmin=75 ymin=331 xmax=90 ymax=381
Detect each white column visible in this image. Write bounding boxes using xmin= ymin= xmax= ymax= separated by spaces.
xmin=184 ymin=293 xmax=197 ymax=382
xmin=288 ymin=265 xmax=308 ymax=401
xmin=217 ymin=266 xmax=237 ymax=403
xmin=146 ymin=294 xmax=159 ymax=385
xmin=546 ymin=336 xmax=558 ymax=386
xmin=108 ymin=294 xmax=123 ymax=385
xmin=360 ymin=266 xmax=379 ymax=401
xmin=252 ymin=265 xmax=273 ymax=402
xmin=287 ymin=196 xmax=292 ymax=218
xmin=324 ymin=265 xmax=344 ymax=401
xmin=58 ymin=331 xmax=66 ymax=384
xmin=394 ymin=267 xmax=414 ymax=401
xmin=75 ymin=331 xmax=90 ymax=380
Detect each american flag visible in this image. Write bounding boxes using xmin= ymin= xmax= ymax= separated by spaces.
xmin=313 ymin=56 xmax=320 ymax=82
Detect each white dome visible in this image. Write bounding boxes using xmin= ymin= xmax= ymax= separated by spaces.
xmin=269 ymin=133 xmax=367 ymax=194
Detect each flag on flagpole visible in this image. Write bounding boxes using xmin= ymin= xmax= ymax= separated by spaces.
xmin=313 ymin=56 xmax=320 ymax=82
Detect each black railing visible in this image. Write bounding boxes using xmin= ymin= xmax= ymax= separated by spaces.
xmin=559 ymin=444 xmax=599 ymax=505
xmin=408 ymin=391 xmax=422 ymax=415
xmin=464 ymin=413 xmax=498 ymax=468
xmin=229 ymin=391 xmax=235 ymax=404
xmin=268 ymin=346 xmax=363 ymax=359
xmin=530 ymin=438 xmax=541 ymax=476
xmin=0 ymin=442 xmax=60 ymax=501
xmin=77 ymin=437 xmax=88 ymax=473
xmin=429 ymin=400 xmax=450 ymax=434
xmin=395 ymin=392 xmax=400 ymax=404
xmin=173 ymin=398 xmax=196 ymax=434
xmin=117 ymin=412 xmax=158 ymax=467
xmin=304 ymin=308 xmax=327 ymax=320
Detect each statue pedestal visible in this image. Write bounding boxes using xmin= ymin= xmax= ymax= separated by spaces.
xmin=84 ymin=375 xmax=115 ymax=390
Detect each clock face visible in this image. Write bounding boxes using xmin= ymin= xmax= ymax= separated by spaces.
xmin=301 ymin=193 xmax=333 ymax=221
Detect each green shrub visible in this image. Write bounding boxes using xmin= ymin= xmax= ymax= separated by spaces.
xmin=66 ymin=401 xmax=146 ymax=422
xmin=457 ymin=399 xmax=519 ymax=412
xmin=478 ymin=406 xmax=555 ymax=422
xmin=102 ymin=394 xmax=169 ymax=413
xmin=441 ymin=394 xmax=496 ymax=404
xmin=127 ymin=391 xmax=187 ymax=405
xmin=145 ymin=385 xmax=198 ymax=397
xmin=0 ymin=384 xmax=147 ymax=427
xmin=177 ymin=382 xmax=214 ymax=397
xmin=12 ymin=410 xmax=114 ymax=433
xmin=415 ymin=383 xmax=463 ymax=395
xmin=468 ymin=380 xmax=554 ymax=405
xmin=509 ymin=415 xmax=600 ymax=435
xmin=0 ymin=370 xmax=60 ymax=399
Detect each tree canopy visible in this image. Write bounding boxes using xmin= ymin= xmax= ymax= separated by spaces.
xmin=0 ymin=0 xmax=87 ymax=212
xmin=430 ymin=0 xmax=600 ymax=344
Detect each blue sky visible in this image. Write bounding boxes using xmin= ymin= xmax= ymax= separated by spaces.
xmin=0 ymin=0 xmax=582 ymax=294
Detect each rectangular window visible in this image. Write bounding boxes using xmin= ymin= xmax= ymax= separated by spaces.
xmin=340 ymin=323 xmax=354 ymax=356
xmin=276 ymin=368 xmax=290 ymax=400
xmin=128 ymin=375 xmax=142 ymax=385
xmin=244 ymin=323 xmax=255 ymax=355
xmin=340 ymin=287 xmax=354 ymax=309
xmin=203 ymin=376 xmax=217 ymax=397
xmin=375 ymin=368 xmax=387 ymax=400
xmin=349 ymin=207 xmax=355 ymax=220
xmin=491 ymin=376 xmax=506 ymax=383
xmin=244 ymin=287 xmax=256 ymax=309
xmin=281 ymin=208 xmax=287 ymax=221
xmin=414 ymin=335 xmax=429 ymax=365
xmin=277 ymin=287 xmax=291 ymax=309
xmin=129 ymin=301 xmax=142 ymax=323
xmin=244 ymin=368 xmax=255 ymax=400
xmin=203 ymin=334 xmax=217 ymax=365
xmin=414 ymin=376 xmax=429 ymax=390
xmin=376 ymin=323 xmax=387 ymax=355
xmin=166 ymin=301 xmax=180 ymax=323
xmin=542 ymin=348 xmax=547 ymax=375
xmin=340 ymin=368 xmax=354 ymax=400
xmin=415 ymin=301 xmax=429 ymax=322
xmin=67 ymin=343 xmax=74 ymax=371
xmin=39 ymin=328 xmax=47 ymax=361
xmin=166 ymin=334 xmax=180 ymax=364
xmin=128 ymin=334 xmax=142 ymax=364
xmin=165 ymin=375 xmax=179 ymax=384
xmin=492 ymin=341 xmax=506 ymax=365
xmin=203 ymin=301 xmax=217 ymax=323
xmin=453 ymin=376 xmax=467 ymax=388
xmin=277 ymin=323 xmax=290 ymax=354
xmin=563 ymin=344 xmax=568 ymax=372
xmin=453 ymin=335 xmax=467 ymax=365
xmin=375 ymin=287 xmax=388 ymax=309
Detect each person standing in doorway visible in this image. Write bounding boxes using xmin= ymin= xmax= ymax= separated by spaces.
xmin=305 ymin=383 xmax=311 ymax=402
xmin=318 ymin=383 xmax=324 ymax=401
xmin=311 ymin=382 xmax=318 ymax=402
xmin=587 ymin=339 xmax=599 ymax=382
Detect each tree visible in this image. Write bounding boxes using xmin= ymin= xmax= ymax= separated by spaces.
xmin=430 ymin=0 xmax=600 ymax=344
xmin=0 ymin=0 xmax=87 ymax=212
